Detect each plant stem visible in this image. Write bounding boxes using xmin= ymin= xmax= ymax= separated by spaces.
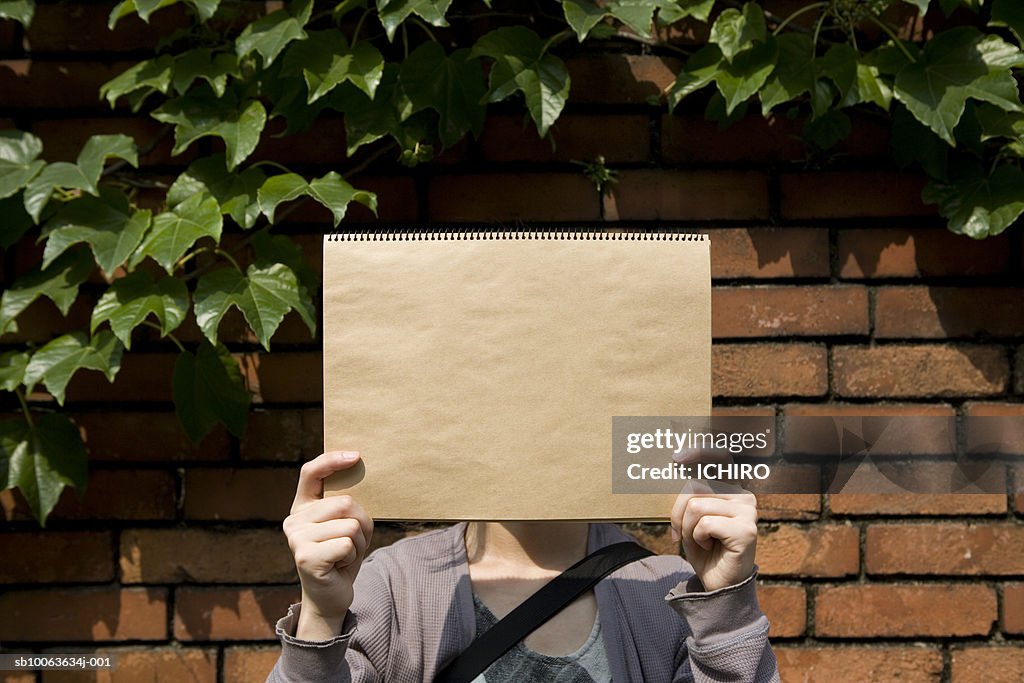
xmin=410 ymin=16 xmax=437 ymax=42
xmin=15 ymin=387 xmax=34 ymax=429
xmin=174 ymin=245 xmax=242 ymax=273
xmin=251 ymin=160 xmax=294 ymax=174
xmin=773 ymin=2 xmax=827 ymax=36
xmin=867 ymin=14 xmax=916 ymax=63
xmin=351 ymin=8 xmax=370 ymax=45
xmin=140 ymin=320 xmax=186 ymax=352
xmin=542 ymin=28 xmax=574 ymax=55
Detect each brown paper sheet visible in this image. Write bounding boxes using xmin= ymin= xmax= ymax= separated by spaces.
xmin=323 ymin=232 xmax=710 ymax=521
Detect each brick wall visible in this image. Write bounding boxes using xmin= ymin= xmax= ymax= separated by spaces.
xmin=2 ymin=4 xmax=1023 ymax=682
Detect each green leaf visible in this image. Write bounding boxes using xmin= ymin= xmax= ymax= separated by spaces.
xmin=0 ymin=249 xmax=93 ymax=335
xmin=258 ymin=171 xmax=377 ymax=226
xmin=400 ymin=43 xmax=487 ymax=146
xmin=759 ymin=33 xmax=814 ymax=114
xmin=974 ymin=102 xmax=1024 ymax=141
xmin=0 ymin=130 xmax=45 ymax=200
xmin=195 ymin=262 xmax=315 ymax=349
xmin=471 ymin=26 xmax=571 ymax=137
xmin=132 ymin=193 xmax=222 ymax=272
xmin=77 ymin=134 xmax=138 ymax=184
xmin=656 ymin=0 xmax=714 ymax=24
xmin=338 ymin=64 xmax=414 ymax=154
xmin=152 ymin=87 xmax=267 ymax=170
xmin=236 ymin=0 xmax=313 ymax=66
xmin=669 ymin=44 xmax=723 ymax=111
xmin=992 ymin=0 xmax=1024 ymax=45
xmin=853 ymin=61 xmax=893 ymax=110
xmin=607 ymin=0 xmax=655 ymax=39
xmin=0 ymin=351 xmax=30 ymax=391
xmin=1 ymin=414 xmax=88 ymax=525
xmin=894 ymin=26 xmax=1023 ymax=145
xmin=91 ymin=270 xmax=188 ymax=348
xmin=173 ymin=49 xmax=239 ymax=97
xmin=563 ymin=0 xmax=606 ymax=41
xmin=173 ymin=341 xmax=250 ymax=443
xmin=0 ymin=194 xmax=34 ymax=248
xmin=167 ymin=154 xmax=266 ymax=229
xmin=376 ymin=0 xmax=452 ymax=42
xmin=922 ymin=161 xmax=1024 ymax=237
xmin=41 ymin=190 xmax=151 ymax=275
xmin=715 ymin=38 xmax=776 ymax=114
xmin=283 ymin=29 xmax=385 ymax=102
xmin=23 ymin=331 xmax=123 ymax=405
xmin=0 ymin=0 xmax=32 ymax=25
xmin=251 ymin=230 xmax=319 ymax=292
xmin=819 ymin=43 xmax=858 ymax=106
xmin=99 ymin=56 xmax=174 ymax=110
xmin=901 ymin=0 xmax=930 ymax=14
xmin=185 ymin=0 xmax=219 ymax=21
xmin=804 ymin=109 xmax=851 ymax=149
xmin=892 ymin=104 xmax=949 ymax=179
xmin=709 ymin=2 xmax=766 ymax=63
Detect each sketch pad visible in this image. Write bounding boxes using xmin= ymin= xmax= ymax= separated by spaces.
xmin=322 ymin=230 xmax=711 ymax=521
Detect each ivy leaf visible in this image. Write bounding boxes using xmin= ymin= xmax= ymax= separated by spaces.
xmin=992 ymin=0 xmax=1024 ymax=45
xmin=172 ymin=340 xmax=251 ymax=444
xmin=656 ymin=0 xmax=714 ymax=24
xmin=90 ymin=271 xmax=188 ymax=349
xmin=0 ymin=130 xmax=45 ymax=200
xmin=400 ymin=43 xmax=487 ymax=146
xmin=41 ymin=189 xmax=151 ymax=275
xmin=23 ymin=331 xmax=123 ymax=405
xmin=607 ymin=0 xmax=655 ymax=39
xmin=974 ymin=102 xmax=1024 ymax=141
xmin=195 ymin=262 xmax=316 ymax=349
xmin=805 ymin=109 xmax=851 ymax=149
xmin=901 ymin=0 xmax=930 ymax=14
xmin=109 ymin=0 xmax=177 ymax=25
xmin=818 ymin=43 xmax=858 ymax=106
xmin=715 ymin=38 xmax=777 ymax=114
xmin=892 ymin=104 xmax=949 ymax=180
xmin=258 ymin=172 xmax=377 ymax=226
xmin=377 ymin=0 xmax=452 ymax=42
xmin=132 ymin=193 xmax=222 ymax=272
xmin=0 ymin=351 xmax=30 ymax=391
xmin=471 ymin=26 xmax=571 ymax=137
xmin=562 ymin=0 xmax=606 ymax=41
xmin=1 ymin=414 xmax=88 ymax=525
xmin=167 ymin=154 xmax=266 ymax=229
xmin=99 ymin=56 xmax=174 ymax=110
xmin=172 ymin=49 xmax=239 ymax=97
xmin=236 ymin=0 xmax=313 ymax=66
xmin=709 ymin=2 xmax=766 ymax=62
xmin=0 ymin=249 xmax=93 ymax=336
xmin=283 ymin=29 xmax=385 ymax=102
xmin=759 ymin=33 xmax=814 ymax=114
xmin=0 ymin=194 xmax=34 ymax=248
xmin=339 ymin=65 xmax=414 ymax=154
xmin=77 ymin=134 xmax=138 ymax=184
xmin=853 ymin=62 xmax=893 ymax=110
xmin=0 ymin=0 xmax=34 ymax=25
xmin=251 ymin=230 xmax=319 ymax=292
xmin=923 ymin=161 xmax=1024 ymax=237
xmin=894 ymin=26 xmax=1023 ymax=145
xmin=152 ymin=86 xmax=267 ymax=170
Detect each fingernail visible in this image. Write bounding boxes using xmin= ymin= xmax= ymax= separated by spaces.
xmin=340 ymin=451 xmax=358 ymax=461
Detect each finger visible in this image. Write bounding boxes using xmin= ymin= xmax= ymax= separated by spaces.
xmin=681 ymin=497 xmax=754 ymax=551
xmin=295 ymin=536 xmax=358 ymax=574
xmin=291 ymin=495 xmax=373 ymax=540
xmin=293 ymin=451 xmax=361 ymax=511
xmin=691 ymin=515 xmax=758 ymax=552
xmin=301 ymin=518 xmax=370 ymax=559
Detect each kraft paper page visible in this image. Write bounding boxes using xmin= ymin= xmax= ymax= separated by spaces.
xmin=322 ymin=232 xmax=710 ymax=521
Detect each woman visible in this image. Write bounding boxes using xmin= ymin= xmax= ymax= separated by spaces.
xmin=268 ymin=450 xmax=779 ymax=682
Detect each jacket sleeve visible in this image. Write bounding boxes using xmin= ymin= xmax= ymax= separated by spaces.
xmin=666 ymin=570 xmax=781 ymax=683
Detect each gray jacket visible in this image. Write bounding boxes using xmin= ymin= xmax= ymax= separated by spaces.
xmin=269 ymin=522 xmax=780 ymax=683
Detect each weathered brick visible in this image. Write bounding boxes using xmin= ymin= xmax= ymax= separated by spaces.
xmin=32 ymin=117 xmax=181 ymax=166
xmin=566 ymin=55 xmax=681 ymax=104
xmin=713 ymin=286 xmax=868 ymax=338
xmin=774 ymin=646 xmax=943 ymax=683
xmin=713 ymin=344 xmax=827 ymax=397
xmin=756 ymin=525 xmax=859 ymax=577
xmin=223 ymin=647 xmax=282 ymax=683
xmin=833 ymin=345 xmax=1008 ymax=398
xmin=755 ymin=494 xmax=821 ymax=521
xmin=0 ymin=60 xmax=130 ymax=110
xmin=184 ymin=468 xmax=298 ymax=521
xmin=0 ymin=588 xmax=167 ymax=641
xmin=867 ymin=523 xmax=1024 ymax=576
xmin=63 ymin=353 xmax=178 ymax=402
xmin=479 ymin=114 xmax=651 ymax=163
xmin=120 ymin=529 xmax=295 ymax=584
xmin=1004 ymin=583 xmax=1024 ymax=634
xmin=757 ymin=585 xmax=806 ymax=638
xmin=661 ymin=114 xmax=805 ymax=163
xmin=25 ymin=3 xmax=189 ymax=52
xmin=815 ymin=584 xmax=996 ymax=637
xmin=782 ymin=404 xmax=957 ymax=457
xmin=605 ymin=170 xmax=770 ymax=221
xmin=241 ymin=408 xmax=322 ymax=461
xmin=1 ymin=532 xmax=113 ymax=583
xmin=705 ymin=227 xmax=829 ymax=280
xmin=951 ymin=647 xmax=1024 ymax=683
xmin=427 ymin=174 xmax=599 ymax=222
xmin=838 ymin=227 xmax=1012 ymax=278
xmin=966 ymin=403 xmax=1024 ymax=457
xmin=876 ymin=287 xmax=1024 ymax=338
xmin=41 ymin=647 xmax=216 ymax=683
xmin=74 ymin=412 xmax=229 ymax=462
xmin=780 ymin=171 xmax=933 ymax=219
xmin=247 ymin=352 xmax=322 ymax=404
xmin=829 ymin=492 xmax=1007 ymax=516
xmin=250 ymin=116 xmax=347 ymax=165
xmin=174 ymin=586 xmax=297 ymax=641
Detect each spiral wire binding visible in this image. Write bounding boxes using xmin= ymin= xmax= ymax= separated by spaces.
xmin=326 ymin=229 xmax=708 ymax=241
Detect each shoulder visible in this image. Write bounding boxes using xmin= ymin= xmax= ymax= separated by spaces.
xmin=361 ymin=523 xmax=465 ymax=576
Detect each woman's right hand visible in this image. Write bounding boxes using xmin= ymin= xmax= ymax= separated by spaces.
xmin=283 ymin=451 xmax=374 ymax=640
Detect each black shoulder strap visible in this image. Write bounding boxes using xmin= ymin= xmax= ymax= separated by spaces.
xmin=435 ymin=541 xmax=655 ymax=683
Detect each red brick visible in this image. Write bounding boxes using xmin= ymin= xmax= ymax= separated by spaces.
xmin=780 ymin=171 xmax=933 ymax=219
xmin=427 ymin=174 xmax=599 ymax=222
xmin=184 ymin=468 xmax=298 ymax=521
xmin=1005 ymin=583 xmax=1024 ymax=634
xmin=0 ymin=60 xmax=131 ymax=110
xmin=755 ymin=494 xmax=821 ymax=521
xmin=25 ymin=3 xmax=189 ymax=52
xmin=49 ymin=469 xmax=177 ymax=520
xmin=241 ymin=408 xmax=322 ymax=461
xmin=713 ymin=286 xmax=868 ymax=338
xmin=774 ymin=646 xmax=943 ymax=683
xmin=706 ymin=227 xmax=829 ymax=279
xmin=247 ymin=351 xmax=321 ymax=404
xmin=713 ymin=344 xmax=827 ymax=397
xmin=782 ymin=403 xmax=957 ymax=457
xmin=815 ymin=584 xmax=996 ymax=637
xmin=0 ymin=294 xmax=95 ymax=344
xmin=0 ymin=588 xmax=167 ymax=641
xmin=876 ymin=287 xmax=1024 ymax=338
xmin=839 ymin=228 xmax=1013 ymax=278
xmin=662 ymin=114 xmax=805 ymax=164
xmin=74 ymin=412 xmax=229 ymax=462
xmin=173 ymin=586 xmax=298 ymax=640
xmin=604 ymin=170 xmax=769 ymax=221
xmin=62 ymin=353 xmax=178 ymax=402
xmin=119 ymin=528 xmax=295 ymax=584
xmin=567 ymin=55 xmax=681 ymax=104
xmin=756 ymin=525 xmax=859 ymax=577
xmin=833 ymin=345 xmax=1008 ymax=398
xmin=479 ymin=114 xmax=651 ymax=163
xmin=250 ymin=116 xmax=347 ymax=165
xmin=966 ymin=403 xmax=1024 ymax=457
xmin=32 ymin=118 xmax=180 ymax=167
xmin=867 ymin=523 xmax=1024 ymax=576
xmin=757 ymin=585 xmax=806 ymax=638
xmin=224 ymin=647 xmax=282 ymax=683
xmin=1 ymin=673 xmax=34 ymax=683
xmin=1 ymin=532 xmax=113 ymax=583
xmin=830 ymin=492 xmax=1007 ymax=516
xmin=42 ymin=648 xmax=216 ymax=683
xmin=951 ymin=647 xmax=1024 ymax=683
